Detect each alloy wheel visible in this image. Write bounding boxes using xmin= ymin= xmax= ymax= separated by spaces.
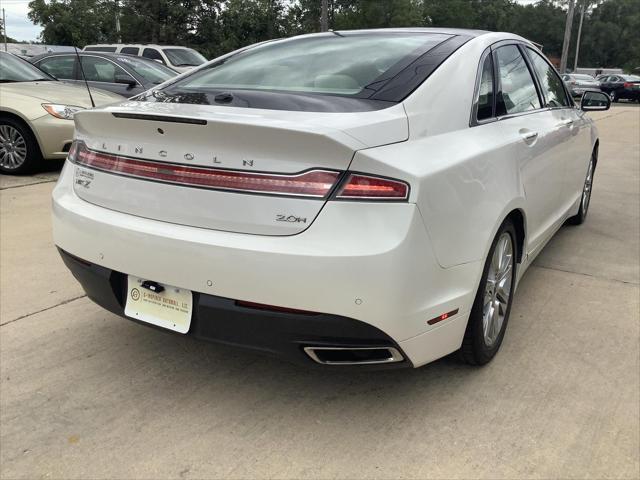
xmin=582 ymin=158 xmax=594 ymax=216
xmin=0 ymin=125 xmax=28 ymax=170
xmin=482 ymin=232 xmax=514 ymax=347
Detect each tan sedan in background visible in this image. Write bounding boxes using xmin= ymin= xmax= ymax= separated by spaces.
xmin=0 ymin=51 xmax=122 ymax=174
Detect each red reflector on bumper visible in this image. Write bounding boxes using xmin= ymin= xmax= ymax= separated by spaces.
xmin=70 ymin=141 xmax=340 ymax=198
xmin=427 ymin=308 xmax=459 ymax=325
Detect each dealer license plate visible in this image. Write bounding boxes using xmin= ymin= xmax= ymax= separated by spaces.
xmin=124 ymin=276 xmax=193 ymax=333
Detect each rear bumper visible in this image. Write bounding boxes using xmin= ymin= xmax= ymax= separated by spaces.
xmin=59 ymin=248 xmax=410 ymax=369
xmin=53 ymin=162 xmax=480 ymax=367
xmin=616 ymin=89 xmax=640 ymax=100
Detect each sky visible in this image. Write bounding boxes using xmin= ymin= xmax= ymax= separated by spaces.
xmin=2 ymin=0 xmax=540 ymax=43
xmin=1 ymin=0 xmax=39 ymax=42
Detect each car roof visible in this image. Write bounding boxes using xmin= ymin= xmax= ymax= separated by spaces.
xmin=29 ymin=51 xmax=151 ymax=62
xmin=309 ymin=27 xmax=490 ymax=37
xmin=84 ymin=44 xmax=191 ymax=48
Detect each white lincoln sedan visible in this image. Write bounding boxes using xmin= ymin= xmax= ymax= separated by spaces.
xmin=53 ymin=29 xmax=610 ymax=368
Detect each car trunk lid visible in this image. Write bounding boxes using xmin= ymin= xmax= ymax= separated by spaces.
xmin=71 ymin=101 xmax=408 ymax=235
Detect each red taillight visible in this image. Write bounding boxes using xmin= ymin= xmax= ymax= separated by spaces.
xmin=335 ymin=173 xmax=409 ymax=200
xmin=70 ymin=141 xmax=340 ymax=198
xmin=623 ymin=82 xmax=633 ymax=88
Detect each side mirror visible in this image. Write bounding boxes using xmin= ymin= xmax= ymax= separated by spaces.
xmin=581 ymin=90 xmax=611 ymax=111
xmin=114 ymin=73 xmax=137 ymax=88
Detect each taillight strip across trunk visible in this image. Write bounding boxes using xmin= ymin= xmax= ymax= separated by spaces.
xmin=70 ymin=141 xmax=341 ymax=198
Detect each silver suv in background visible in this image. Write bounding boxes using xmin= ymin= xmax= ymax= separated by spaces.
xmin=82 ymin=44 xmax=207 ymax=73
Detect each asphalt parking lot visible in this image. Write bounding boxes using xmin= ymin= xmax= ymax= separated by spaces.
xmin=1 ymin=105 xmax=639 ymax=479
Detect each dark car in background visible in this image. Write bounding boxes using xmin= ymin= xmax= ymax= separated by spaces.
xmin=598 ymin=74 xmax=640 ymax=102
xmin=29 ymin=52 xmax=178 ymax=98
xmin=561 ymin=73 xmax=600 ymax=98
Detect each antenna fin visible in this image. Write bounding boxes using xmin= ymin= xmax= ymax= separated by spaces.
xmin=74 ymin=46 xmax=96 ymax=108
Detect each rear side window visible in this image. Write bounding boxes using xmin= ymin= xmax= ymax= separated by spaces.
xmin=121 ymin=47 xmax=139 ymax=55
xmin=37 ymin=56 xmax=75 ymax=79
xmin=143 ymin=48 xmax=165 ymax=64
xmin=526 ymin=48 xmax=569 ymax=108
xmin=475 ymin=53 xmax=495 ymax=121
xmin=80 ymin=56 xmax=130 ymax=83
xmin=495 ymin=45 xmax=541 ymax=116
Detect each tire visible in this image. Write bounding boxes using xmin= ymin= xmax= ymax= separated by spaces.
xmin=461 ymin=220 xmax=517 ymax=365
xmin=610 ymin=91 xmax=617 ymax=103
xmin=0 ymin=117 xmax=42 ymax=175
xmin=566 ymin=150 xmax=596 ymax=225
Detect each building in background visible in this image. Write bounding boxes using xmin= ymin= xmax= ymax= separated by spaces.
xmin=5 ymin=43 xmax=75 ymax=58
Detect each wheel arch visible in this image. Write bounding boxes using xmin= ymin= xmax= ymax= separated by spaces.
xmin=0 ymin=110 xmax=44 ymax=157
xmin=504 ymin=209 xmax=526 ymax=264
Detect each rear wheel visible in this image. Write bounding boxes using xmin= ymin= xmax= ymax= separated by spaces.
xmin=567 ymin=151 xmax=596 ymax=225
xmin=461 ymin=220 xmax=517 ymax=365
xmin=0 ymin=118 xmax=41 ymax=174
xmin=609 ymin=91 xmax=617 ymax=103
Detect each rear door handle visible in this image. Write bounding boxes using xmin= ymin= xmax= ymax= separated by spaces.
xmin=558 ymin=119 xmax=574 ymax=127
xmin=521 ymin=131 xmax=538 ymax=141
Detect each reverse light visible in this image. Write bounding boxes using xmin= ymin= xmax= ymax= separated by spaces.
xmin=68 ymin=141 xmax=340 ymax=198
xmin=42 ymin=104 xmax=84 ymax=120
xmin=335 ymin=173 xmax=409 ymax=200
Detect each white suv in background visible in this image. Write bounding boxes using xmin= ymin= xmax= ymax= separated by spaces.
xmin=82 ymin=44 xmax=207 ymax=73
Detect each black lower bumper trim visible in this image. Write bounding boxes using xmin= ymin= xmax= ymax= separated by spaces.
xmin=58 ymin=249 xmax=410 ymax=368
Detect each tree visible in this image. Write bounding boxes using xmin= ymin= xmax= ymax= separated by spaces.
xmin=578 ymin=0 xmax=640 ymax=70
xmin=0 ymin=20 xmax=19 ymax=43
xmin=28 ymin=0 xmax=118 ymax=45
xmin=333 ymin=0 xmax=423 ymax=30
xmin=25 ymin=0 xmax=640 ymax=72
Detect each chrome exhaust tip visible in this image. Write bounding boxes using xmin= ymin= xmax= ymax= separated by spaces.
xmin=303 ymin=346 xmax=404 ymax=365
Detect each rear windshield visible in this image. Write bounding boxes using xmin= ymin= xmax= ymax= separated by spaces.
xmin=163 ymin=33 xmax=450 ymax=97
xmin=116 ymin=55 xmax=177 ymax=84
xmin=163 ymin=48 xmax=207 ymax=67
xmin=85 ymin=46 xmax=117 ymax=52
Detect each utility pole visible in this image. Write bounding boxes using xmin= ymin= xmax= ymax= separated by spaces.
xmin=573 ymin=0 xmax=586 ymax=72
xmin=2 ymin=9 xmax=7 ymax=52
xmin=320 ymin=0 xmax=328 ymax=32
xmin=115 ymin=0 xmax=121 ymax=43
xmin=559 ymin=0 xmax=576 ymax=73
